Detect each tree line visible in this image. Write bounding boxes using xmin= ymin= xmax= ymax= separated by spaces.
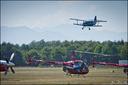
xmin=0 ymin=39 xmax=127 ymax=66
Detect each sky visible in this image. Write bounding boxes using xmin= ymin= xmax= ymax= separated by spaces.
xmin=1 ymin=1 xmax=127 ymax=45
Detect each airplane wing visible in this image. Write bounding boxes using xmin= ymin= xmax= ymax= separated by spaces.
xmin=73 ymin=23 xmax=83 ymax=26
xmin=96 ymin=20 xmax=107 ymax=22
xmin=70 ymin=18 xmax=86 ymax=22
xmin=92 ymin=25 xmax=102 ymax=27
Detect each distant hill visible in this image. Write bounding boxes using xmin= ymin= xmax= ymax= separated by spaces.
xmin=1 ymin=25 xmax=127 ymax=45
xmin=1 ymin=26 xmax=69 ymax=45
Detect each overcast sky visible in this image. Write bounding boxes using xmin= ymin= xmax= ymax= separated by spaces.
xmin=1 ymin=1 xmax=127 ymax=44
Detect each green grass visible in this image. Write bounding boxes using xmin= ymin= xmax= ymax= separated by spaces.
xmin=1 ymin=67 xmax=128 ymax=84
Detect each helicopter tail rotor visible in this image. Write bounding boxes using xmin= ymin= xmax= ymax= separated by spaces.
xmin=28 ymin=55 xmax=31 ymax=66
xmin=92 ymin=58 xmax=95 ymax=67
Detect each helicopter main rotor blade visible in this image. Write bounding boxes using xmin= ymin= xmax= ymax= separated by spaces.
xmin=75 ymin=51 xmax=113 ymax=56
xmin=10 ymin=53 xmax=15 ymax=62
xmin=10 ymin=67 xmax=15 ymax=73
xmin=4 ymin=67 xmax=9 ymax=76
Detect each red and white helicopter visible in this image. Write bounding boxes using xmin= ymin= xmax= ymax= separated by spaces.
xmin=78 ymin=50 xmax=128 ymax=76
xmin=28 ymin=51 xmax=89 ymax=77
xmin=0 ymin=53 xmax=15 ymax=76
xmin=92 ymin=58 xmax=128 ymax=76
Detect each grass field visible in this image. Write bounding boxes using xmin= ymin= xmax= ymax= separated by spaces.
xmin=1 ymin=67 xmax=128 ymax=85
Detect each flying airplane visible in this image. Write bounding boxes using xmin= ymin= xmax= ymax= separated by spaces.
xmin=92 ymin=58 xmax=128 ymax=76
xmin=0 ymin=53 xmax=15 ymax=76
xmin=28 ymin=51 xmax=89 ymax=77
xmin=70 ymin=16 xmax=107 ymax=30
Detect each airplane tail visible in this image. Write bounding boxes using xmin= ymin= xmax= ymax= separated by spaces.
xmin=71 ymin=50 xmax=75 ymax=61
xmin=94 ymin=16 xmax=97 ymax=21
xmin=28 ymin=55 xmax=31 ymax=66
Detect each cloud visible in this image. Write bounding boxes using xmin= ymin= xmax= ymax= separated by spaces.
xmin=88 ymin=5 xmax=101 ymax=14
xmin=11 ymin=10 xmax=73 ymax=29
xmin=34 ymin=10 xmax=73 ymax=29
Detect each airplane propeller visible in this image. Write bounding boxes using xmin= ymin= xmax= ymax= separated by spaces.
xmin=10 ymin=67 xmax=15 ymax=73
xmin=3 ymin=53 xmax=15 ymax=76
xmin=10 ymin=53 xmax=15 ymax=62
xmin=4 ymin=67 xmax=9 ymax=76
xmin=4 ymin=56 xmax=9 ymax=63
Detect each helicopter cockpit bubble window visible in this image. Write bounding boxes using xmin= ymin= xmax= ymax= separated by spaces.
xmin=77 ymin=60 xmax=83 ymax=67
xmin=72 ymin=61 xmax=82 ymax=67
xmin=83 ymin=58 xmax=88 ymax=63
xmin=80 ymin=61 xmax=89 ymax=71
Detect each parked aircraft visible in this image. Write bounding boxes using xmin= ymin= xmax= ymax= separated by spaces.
xmin=0 ymin=53 xmax=15 ymax=76
xmin=28 ymin=50 xmax=127 ymax=77
xmin=28 ymin=51 xmax=89 ymax=77
xmin=92 ymin=58 xmax=128 ymax=76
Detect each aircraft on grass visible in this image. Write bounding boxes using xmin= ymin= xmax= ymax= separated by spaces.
xmin=28 ymin=50 xmax=127 ymax=77
xmin=0 ymin=53 xmax=15 ymax=76
xmin=78 ymin=50 xmax=128 ymax=76
xmin=28 ymin=51 xmax=89 ymax=78
xmin=70 ymin=16 xmax=107 ymax=30
xmin=92 ymin=58 xmax=128 ymax=76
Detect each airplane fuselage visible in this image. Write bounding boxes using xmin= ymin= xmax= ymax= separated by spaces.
xmin=0 ymin=60 xmax=15 ymax=72
xmin=83 ymin=21 xmax=96 ymax=26
xmin=0 ymin=60 xmax=15 ymax=67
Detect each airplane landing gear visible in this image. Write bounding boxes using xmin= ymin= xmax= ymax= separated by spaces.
xmin=88 ymin=28 xmax=90 ymax=30
xmin=82 ymin=27 xmax=90 ymax=30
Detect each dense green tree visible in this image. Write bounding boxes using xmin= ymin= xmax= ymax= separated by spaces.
xmin=94 ymin=44 xmax=103 ymax=57
xmin=94 ymin=44 xmax=102 ymax=53
xmin=50 ymin=47 xmax=65 ymax=61
xmin=1 ymin=40 xmax=127 ymax=66
xmin=101 ymin=41 xmax=118 ymax=55
xmin=119 ymin=43 xmax=128 ymax=60
xmin=23 ymin=49 xmax=40 ymax=66
xmin=21 ymin=44 xmax=29 ymax=51
xmin=40 ymin=47 xmax=53 ymax=60
xmin=60 ymin=40 xmax=71 ymax=48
